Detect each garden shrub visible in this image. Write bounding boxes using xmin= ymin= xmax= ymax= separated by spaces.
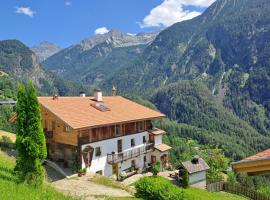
xmin=135 ymin=176 xmax=184 ymax=200
xmin=150 ymin=162 xmax=160 ymax=176
xmin=180 ymin=169 xmax=189 ymax=188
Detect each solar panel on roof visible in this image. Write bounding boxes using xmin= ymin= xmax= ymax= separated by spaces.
xmin=97 ymin=103 xmax=109 ymax=111
xmin=91 ymin=102 xmax=110 ymax=111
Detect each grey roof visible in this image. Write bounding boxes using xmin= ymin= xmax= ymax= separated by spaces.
xmin=0 ymin=101 xmax=17 ymax=105
xmin=181 ymin=158 xmax=210 ymax=174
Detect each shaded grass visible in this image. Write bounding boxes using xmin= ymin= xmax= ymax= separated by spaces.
xmin=90 ymin=175 xmax=134 ymax=193
xmin=0 ymin=151 xmax=76 ymax=200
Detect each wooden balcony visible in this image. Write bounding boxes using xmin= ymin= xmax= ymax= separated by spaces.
xmin=78 ymin=136 xmax=90 ymax=145
xmin=107 ymin=143 xmax=154 ymax=164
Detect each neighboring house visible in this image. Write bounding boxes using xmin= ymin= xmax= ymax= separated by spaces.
xmin=38 ymin=88 xmax=171 ymax=178
xmin=231 ymin=149 xmax=270 ymax=175
xmin=180 ymin=157 xmax=210 ymax=188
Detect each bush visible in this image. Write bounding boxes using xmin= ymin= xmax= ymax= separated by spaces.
xmin=135 ymin=176 xmax=184 ymax=200
xmin=257 ymin=185 xmax=270 ymax=197
xmin=180 ymin=169 xmax=189 ymax=188
xmin=227 ymin=171 xmax=238 ymax=184
xmin=150 ymin=162 xmax=160 ymax=176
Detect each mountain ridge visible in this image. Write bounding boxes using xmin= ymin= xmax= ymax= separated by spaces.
xmin=31 ymin=41 xmax=62 ymax=63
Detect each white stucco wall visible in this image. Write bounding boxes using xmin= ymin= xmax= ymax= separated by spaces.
xmin=189 ymin=171 xmax=207 ymax=185
xmin=81 ymin=131 xmax=152 ymax=176
xmin=154 ymin=135 xmax=162 ymax=145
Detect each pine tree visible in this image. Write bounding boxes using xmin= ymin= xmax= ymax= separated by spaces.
xmin=14 ymin=82 xmax=47 ymax=185
xmin=14 ymin=84 xmax=28 ymax=177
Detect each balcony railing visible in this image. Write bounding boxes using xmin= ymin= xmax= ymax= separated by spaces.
xmin=107 ymin=143 xmax=154 ymax=164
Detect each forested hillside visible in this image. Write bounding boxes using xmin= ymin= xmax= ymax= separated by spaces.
xmin=0 ymin=40 xmax=86 ymax=96
xmin=152 ymin=81 xmax=270 ymax=160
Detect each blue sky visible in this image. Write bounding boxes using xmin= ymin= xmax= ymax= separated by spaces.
xmin=0 ymin=0 xmax=215 ymax=47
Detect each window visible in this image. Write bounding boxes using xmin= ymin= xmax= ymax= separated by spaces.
xmin=96 ymin=170 xmax=103 ymax=175
xmin=63 ymin=125 xmax=71 ymax=133
xmin=45 ymin=120 xmax=48 ymax=130
xmin=52 ymin=121 xmax=56 ymax=131
xmin=131 ymin=160 xmax=136 ymax=168
xmin=136 ymin=121 xmax=144 ymax=132
xmin=95 ymin=147 xmax=101 ymax=157
xmin=115 ymin=125 xmax=121 ymax=136
xmin=131 ymin=139 xmax=135 ymax=147
xmin=143 ymin=136 xmax=146 ymax=143
xmin=144 ymin=156 xmax=147 ymax=163
xmin=92 ymin=128 xmax=98 ymax=142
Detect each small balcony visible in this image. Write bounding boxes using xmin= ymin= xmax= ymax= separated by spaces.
xmin=107 ymin=143 xmax=154 ymax=164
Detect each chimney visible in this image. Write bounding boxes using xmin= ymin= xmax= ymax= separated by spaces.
xmin=191 ymin=156 xmax=199 ymax=164
xmin=80 ymin=91 xmax=86 ymax=97
xmin=94 ymin=89 xmax=103 ymax=102
xmin=112 ymin=85 xmax=116 ymax=96
xmin=52 ymin=94 xmax=58 ymax=100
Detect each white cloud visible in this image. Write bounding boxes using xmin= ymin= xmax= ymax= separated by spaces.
xmin=127 ymin=33 xmax=136 ymax=36
xmin=95 ymin=27 xmax=110 ymax=35
xmin=15 ymin=6 xmax=35 ymax=17
xmin=140 ymin=0 xmax=215 ymax=28
xmin=65 ymin=1 xmax=71 ymax=6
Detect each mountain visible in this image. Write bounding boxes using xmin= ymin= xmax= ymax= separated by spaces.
xmin=31 ymin=41 xmax=62 ymax=63
xmin=152 ymin=81 xmax=270 ymax=160
xmin=94 ymin=0 xmax=270 ymax=159
xmin=42 ymin=29 xmax=158 ymax=83
xmin=0 ymin=40 xmax=85 ymax=96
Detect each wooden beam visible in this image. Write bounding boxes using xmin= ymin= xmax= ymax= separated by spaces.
xmin=234 ymin=164 xmax=270 ymax=173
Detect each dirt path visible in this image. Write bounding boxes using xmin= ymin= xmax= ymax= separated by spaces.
xmin=0 ymin=130 xmax=16 ymax=142
xmin=51 ymin=175 xmax=133 ymax=200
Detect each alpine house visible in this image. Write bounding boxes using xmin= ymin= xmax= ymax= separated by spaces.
xmin=38 ymin=87 xmax=171 ymax=179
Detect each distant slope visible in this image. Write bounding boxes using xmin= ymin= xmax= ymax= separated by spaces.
xmin=31 ymin=41 xmax=62 ymax=62
xmin=152 ymin=81 xmax=270 ymax=160
xmin=42 ymin=30 xmax=158 ymax=84
xmin=0 ymin=40 xmax=85 ymax=96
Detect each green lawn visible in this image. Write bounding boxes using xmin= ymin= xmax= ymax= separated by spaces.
xmin=185 ymin=187 xmax=247 ymax=200
xmin=90 ymin=175 xmax=134 ymax=193
xmin=0 ymin=150 xmax=75 ymax=200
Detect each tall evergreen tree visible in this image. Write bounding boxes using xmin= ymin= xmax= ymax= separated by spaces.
xmin=15 ymin=82 xmax=47 ymax=185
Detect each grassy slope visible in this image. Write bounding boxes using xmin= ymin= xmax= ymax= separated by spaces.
xmin=185 ymin=188 xmax=246 ymax=200
xmin=0 ymin=151 xmax=75 ymax=200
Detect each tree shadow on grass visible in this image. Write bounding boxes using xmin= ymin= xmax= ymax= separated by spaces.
xmin=0 ymin=172 xmax=17 ymax=182
xmin=0 ymin=165 xmax=14 ymax=174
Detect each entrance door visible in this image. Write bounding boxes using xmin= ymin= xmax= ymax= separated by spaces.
xmin=149 ymin=134 xmax=155 ymax=144
xmin=151 ymin=155 xmax=157 ymax=164
xmin=112 ymin=164 xmax=118 ymax=176
xmin=117 ymin=139 xmax=122 ymax=153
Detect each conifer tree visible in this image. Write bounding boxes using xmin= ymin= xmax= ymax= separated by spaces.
xmin=15 ymin=82 xmax=47 ymax=185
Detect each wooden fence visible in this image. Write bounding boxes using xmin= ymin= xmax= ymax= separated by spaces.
xmin=207 ymin=182 xmax=270 ymax=200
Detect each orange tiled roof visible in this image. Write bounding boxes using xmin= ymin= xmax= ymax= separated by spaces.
xmin=155 ymin=144 xmax=171 ymax=152
xmin=149 ymin=128 xmax=165 ymax=135
xmin=38 ymin=96 xmax=165 ymax=129
xmin=244 ymin=149 xmax=270 ymax=161
xmin=231 ymin=149 xmax=270 ymax=165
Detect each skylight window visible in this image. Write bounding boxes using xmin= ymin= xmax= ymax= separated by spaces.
xmin=91 ymin=102 xmax=110 ymax=112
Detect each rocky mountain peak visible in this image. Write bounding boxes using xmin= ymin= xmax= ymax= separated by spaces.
xmin=31 ymin=41 xmax=62 ymax=62
xmin=79 ymin=29 xmax=159 ymax=51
